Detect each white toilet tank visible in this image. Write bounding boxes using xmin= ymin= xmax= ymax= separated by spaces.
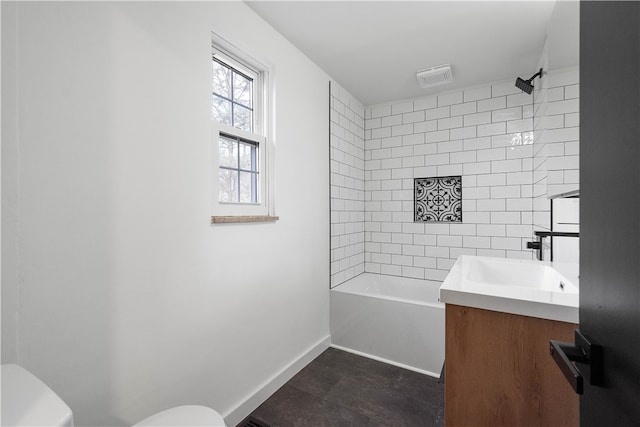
xmin=1 ymin=364 xmax=74 ymax=427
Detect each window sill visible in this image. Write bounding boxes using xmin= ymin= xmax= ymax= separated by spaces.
xmin=211 ymin=215 xmax=279 ymax=224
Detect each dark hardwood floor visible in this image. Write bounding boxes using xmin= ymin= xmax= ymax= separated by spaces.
xmin=238 ymin=347 xmax=444 ymax=427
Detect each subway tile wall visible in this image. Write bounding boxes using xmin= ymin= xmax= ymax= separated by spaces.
xmin=533 ymin=44 xmax=551 ymax=246
xmin=330 ymin=68 xmax=579 ymax=283
xmin=543 ymin=68 xmax=580 ymax=198
xmin=363 ymin=80 xmax=537 ymax=281
xmin=330 ymin=81 xmax=366 ymax=287
xmin=533 ymin=66 xmax=580 ymax=260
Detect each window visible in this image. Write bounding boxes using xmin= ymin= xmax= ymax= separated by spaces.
xmin=211 ymin=35 xmax=275 ymax=222
xmin=218 ymin=133 xmax=258 ymax=204
xmin=212 ymin=57 xmax=255 ymax=132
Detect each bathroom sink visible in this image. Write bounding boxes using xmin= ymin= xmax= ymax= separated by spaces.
xmin=440 ymin=255 xmax=579 ymax=323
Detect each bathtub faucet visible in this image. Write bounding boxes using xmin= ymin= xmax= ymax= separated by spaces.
xmin=527 ymin=231 xmax=580 ymax=261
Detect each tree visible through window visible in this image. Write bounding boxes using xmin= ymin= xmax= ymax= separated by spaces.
xmin=218 ymin=133 xmax=258 ymax=203
xmin=212 ymin=58 xmax=254 ymax=132
xmin=212 ymin=53 xmax=261 ymax=205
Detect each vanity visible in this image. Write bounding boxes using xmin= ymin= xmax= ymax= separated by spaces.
xmin=440 ymin=256 xmax=579 ymax=427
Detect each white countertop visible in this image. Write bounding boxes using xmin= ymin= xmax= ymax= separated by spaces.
xmin=439 ymin=255 xmax=579 ymax=324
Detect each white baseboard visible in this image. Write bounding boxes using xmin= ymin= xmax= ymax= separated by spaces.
xmin=223 ymin=335 xmax=331 ymax=426
xmin=329 ymin=344 xmax=441 ymax=379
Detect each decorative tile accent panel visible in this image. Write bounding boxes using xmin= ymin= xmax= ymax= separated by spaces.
xmin=415 ymin=176 xmax=462 ymax=222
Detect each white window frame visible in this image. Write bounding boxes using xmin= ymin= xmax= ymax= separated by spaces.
xmin=211 ymin=33 xmax=275 ymax=220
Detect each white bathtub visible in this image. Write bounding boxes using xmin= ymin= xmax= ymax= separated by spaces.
xmin=330 ymin=273 xmax=445 ymax=377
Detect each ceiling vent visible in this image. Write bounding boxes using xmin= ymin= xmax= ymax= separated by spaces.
xmin=416 ymin=64 xmax=453 ymax=88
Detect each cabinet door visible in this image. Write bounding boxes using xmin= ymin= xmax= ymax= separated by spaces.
xmin=445 ymin=304 xmax=578 ymax=426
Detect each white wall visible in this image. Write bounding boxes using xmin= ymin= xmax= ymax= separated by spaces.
xmin=327 ymin=71 xmax=579 ymax=282
xmin=1 ymin=2 xmax=330 ymax=425
xmin=533 ymin=65 xmax=580 ymax=261
xmin=325 ymin=1 xmax=579 ymax=283
xmin=358 ymin=69 xmax=579 ymax=280
xmin=532 ymin=39 xmax=550 ymax=233
xmin=1 ymin=1 xmax=20 ymax=364
xmin=532 ymin=0 xmax=580 ymax=261
xmin=545 ymin=69 xmax=580 ymax=197
xmin=329 ymin=82 xmax=365 ymax=287
xmin=362 ymin=82 xmax=537 ymax=281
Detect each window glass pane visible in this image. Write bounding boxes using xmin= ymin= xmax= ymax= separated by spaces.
xmin=212 ymin=96 xmax=231 ymax=125
xmin=233 ymin=104 xmax=252 ymax=132
xmin=233 ymin=72 xmax=252 ymax=108
xmin=239 ymin=171 xmax=258 ymax=203
xmin=219 ymin=169 xmax=238 ymax=203
xmin=212 ymin=60 xmax=231 ymax=98
xmin=219 ymin=136 xmax=238 ymax=168
xmin=212 ymin=45 xmax=265 ymax=208
xmin=239 ymin=142 xmax=257 ymax=171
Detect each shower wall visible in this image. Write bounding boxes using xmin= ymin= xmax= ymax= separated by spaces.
xmin=533 ymin=65 xmax=580 ymax=261
xmin=533 ymin=66 xmax=580 ymax=234
xmin=363 ymin=80 xmax=535 ymax=281
xmin=533 ymin=42 xmax=550 ymax=232
xmin=330 ymin=82 xmax=366 ymax=287
xmin=330 ymin=70 xmax=579 ymax=284
xmin=543 ymin=69 xmax=579 ymax=197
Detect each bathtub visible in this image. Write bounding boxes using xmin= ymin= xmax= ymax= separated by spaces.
xmin=330 ymin=273 xmax=445 ymax=378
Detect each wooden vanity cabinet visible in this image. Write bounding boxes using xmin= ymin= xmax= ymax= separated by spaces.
xmin=445 ymin=304 xmax=579 ymax=427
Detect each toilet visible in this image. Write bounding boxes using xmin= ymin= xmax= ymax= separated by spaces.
xmin=133 ymin=405 xmax=226 ymax=427
xmin=1 ymin=364 xmax=74 ymax=427
xmin=1 ymin=364 xmax=226 ymax=427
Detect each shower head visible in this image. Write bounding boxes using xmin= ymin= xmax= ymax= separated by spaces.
xmin=515 ymin=77 xmax=535 ymax=94
xmin=515 ymin=68 xmax=543 ymax=94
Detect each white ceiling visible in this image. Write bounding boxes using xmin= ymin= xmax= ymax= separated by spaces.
xmin=247 ymin=1 xmax=571 ymax=106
